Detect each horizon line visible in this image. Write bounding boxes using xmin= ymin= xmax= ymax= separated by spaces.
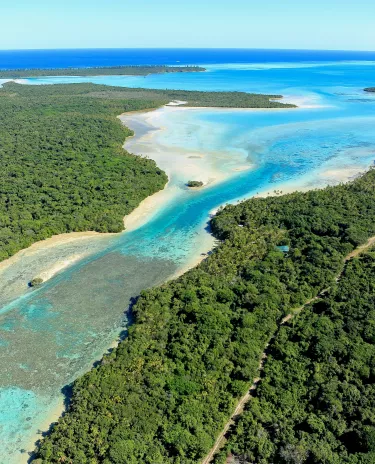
xmin=1 ymin=47 xmax=375 ymax=53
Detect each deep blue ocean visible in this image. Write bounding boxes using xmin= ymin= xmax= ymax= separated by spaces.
xmin=1 ymin=49 xmax=375 ymax=463
xmin=1 ymin=48 xmax=375 ymax=69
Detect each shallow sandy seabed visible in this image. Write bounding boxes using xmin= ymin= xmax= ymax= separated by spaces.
xmin=209 ymin=164 xmax=371 ymax=218
xmin=0 ymin=232 xmax=117 ymax=305
xmin=0 ymin=94 xmax=321 ymax=290
xmin=249 ymin=166 xmax=367 ymax=201
xmin=20 ymin=398 xmax=65 ymax=464
xmin=281 ymin=94 xmax=330 ymax=108
xmin=6 ymin=101 xmax=373 ymax=462
xmin=0 ymin=98 xmax=363 ymax=293
xmin=0 ymin=103 xmax=232 ymax=301
xmin=0 ymin=231 xmax=111 ymax=275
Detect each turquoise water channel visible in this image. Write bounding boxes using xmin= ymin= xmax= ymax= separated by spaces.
xmin=1 ymin=60 xmax=375 ymax=462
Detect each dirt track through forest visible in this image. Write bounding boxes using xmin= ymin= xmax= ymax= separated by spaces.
xmin=201 ymin=235 xmax=375 ymax=464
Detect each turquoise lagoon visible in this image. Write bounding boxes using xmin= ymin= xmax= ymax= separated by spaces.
xmin=1 ymin=60 xmax=375 ymax=462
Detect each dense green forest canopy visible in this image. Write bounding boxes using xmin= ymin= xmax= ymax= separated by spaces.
xmin=2 ymin=82 xmax=293 ymax=108
xmin=218 ymin=251 xmax=375 ymax=464
xmin=33 ymin=168 xmax=375 ymax=463
xmin=0 ymin=82 xmax=292 ymax=262
xmin=0 ymin=65 xmax=206 ymax=78
xmin=0 ymin=82 xmax=168 ymax=261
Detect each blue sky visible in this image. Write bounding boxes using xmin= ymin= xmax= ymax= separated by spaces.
xmin=1 ymin=0 xmax=374 ymax=50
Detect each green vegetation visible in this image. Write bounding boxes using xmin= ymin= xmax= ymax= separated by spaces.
xmin=0 ymin=65 xmax=206 ymax=78
xmin=0 ymin=82 xmax=169 ymax=262
xmin=187 ymin=180 xmax=204 ymax=187
xmin=29 ymin=277 xmax=44 ymax=287
xmin=171 ymin=91 xmax=294 ymax=108
xmin=0 ymin=81 xmax=293 ymax=262
xmin=218 ymin=252 xmax=375 ymax=463
xmin=11 ymin=83 xmax=293 ymax=109
xmin=33 ymin=168 xmax=375 ymax=463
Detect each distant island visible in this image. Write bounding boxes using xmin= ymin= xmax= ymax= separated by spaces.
xmin=0 ymin=65 xmax=206 ymax=78
xmin=364 ymin=87 xmax=375 ymax=92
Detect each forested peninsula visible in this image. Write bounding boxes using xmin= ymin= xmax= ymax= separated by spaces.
xmin=216 ymin=251 xmax=375 ymax=464
xmin=0 ymin=65 xmax=205 ymax=78
xmin=0 ymin=82 xmax=292 ymax=262
xmin=33 ymin=168 xmax=375 ymax=463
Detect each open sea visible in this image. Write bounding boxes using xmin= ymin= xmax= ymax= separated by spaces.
xmin=1 ymin=49 xmax=375 ymax=463
xmin=1 ymin=48 xmax=375 ymax=69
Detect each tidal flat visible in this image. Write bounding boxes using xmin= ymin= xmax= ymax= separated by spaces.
xmin=1 ymin=58 xmax=375 ymax=462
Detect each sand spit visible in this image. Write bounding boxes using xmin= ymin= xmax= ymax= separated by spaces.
xmin=0 ymin=231 xmax=112 ymax=277
xmin=278 ymin=94 xmax=329 ymax=108
xmin=16 ymin=98 xmax=373 ymax=463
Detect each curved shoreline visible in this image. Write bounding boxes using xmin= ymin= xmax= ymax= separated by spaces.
xmin=18 ymin=103 xmax=296 ymax=461
xmin=0 ymin=231 xmax=113 ymax=274
xmin=11 ymin=103 xmax=243 ymax=461
xmin=0 ymin=102 xmax=252 ymax=287
xmin=18 ymin=100 xmax=375 ymax=462
xmin=0 ymin=97 xmax=362 ymax=297
xmin=0 ymin=89 xmax=306 ymax=292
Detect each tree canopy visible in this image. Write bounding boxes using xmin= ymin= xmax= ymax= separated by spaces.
xmin=0 ymin=81 xmax=291 ymax=262
xmin=0 ymin=65 xmax=206 ymax=78
xmin=33 ymin=168 xmax=375 ymax=463
xmin=0 ymin=82 xmax=168 ymax=261
xmin=218 ymin=251 xmax=375 ymax=464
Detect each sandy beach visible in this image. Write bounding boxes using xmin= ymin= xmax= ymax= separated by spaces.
xmin=0 ymin=95 xmax=322 ymax=288
xmin=280 ymin=94 xmax=330 ymax=108
xmin=235 ymin=164 xmax=369 ymax=203
xmin=123 ymin=182 xmax=174 ymax=231
xmin=121 ymin=105 xmax=256 ymax=182
xmin=19 ymin=398 xmax=66 ymax=464
xmin=120 ymin=104 xmax=245 ymax=231
xmin=0 ymin=99 xmax=369 ymax=299
xmin=36 ymin=253 xmax=86 ymax=282
xmin=7 ymin=101 xmax=374 ymax=464
xmin=0 ymin=231 xmax=111 ymax=275
xmin=0 ymin=232 xmax=116 ymax=308
xmin=0 ymin=230 xmax=123 ymax=313
xmin=0 ymin=102 xmax=239 ymax=305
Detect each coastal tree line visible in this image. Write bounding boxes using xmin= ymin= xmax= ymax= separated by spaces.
xmin=0 ymin=81 xmax=291 ymax=262
xmin=215 ymin=251 xmax=375 ymax=463
xmin=0 ymin=65 xmax=206 ymax=78
xmin=0 ymin=82 xmax=168 ymax=261
xmin=33 ymin=168 xmax=375 ymax=463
